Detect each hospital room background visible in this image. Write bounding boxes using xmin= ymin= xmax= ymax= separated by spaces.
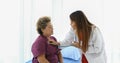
xmin=0 ymin=0 xmax=120 ymax=63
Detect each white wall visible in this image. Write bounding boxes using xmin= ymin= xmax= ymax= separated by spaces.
xmin=103 ymin=0 xmax=120 ymax=63
xmin=0 ymin=0 xmax=20 ymax=63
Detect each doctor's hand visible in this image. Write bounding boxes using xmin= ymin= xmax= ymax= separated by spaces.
xmin=47 ymin=38 xmax=60 ymax=46
xmin=72 ymin=42 xmax=81 ymax=48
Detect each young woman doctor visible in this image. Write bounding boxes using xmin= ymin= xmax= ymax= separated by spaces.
xmin=50 ymin=10 xmax=107 ymax=63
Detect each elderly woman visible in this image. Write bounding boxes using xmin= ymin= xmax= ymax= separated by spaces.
xmin=31 ymin=16 xmax=63 ymax=63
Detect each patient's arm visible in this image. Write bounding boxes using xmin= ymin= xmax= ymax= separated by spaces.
xmin=58 ymin=52 xmax=63 ymax=63
xmin=37 ymin=54 xmax=49 ymax=63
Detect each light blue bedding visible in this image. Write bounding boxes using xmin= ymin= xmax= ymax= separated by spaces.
xmin=61 ymin=46 xmax=81 ymax=63
xmin=63 ymin=57 xmax=80 ymax=63
xmin=26 ymin=46 xmax=81 ymax=63
xmin=26 ymin=60 xmax=32 ymax=63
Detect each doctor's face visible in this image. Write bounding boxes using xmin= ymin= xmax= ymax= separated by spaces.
xmin=70 ymin=20 xmax=76 ymax=30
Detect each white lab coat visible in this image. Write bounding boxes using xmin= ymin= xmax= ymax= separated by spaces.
xmin=60 ymin=26 xmax=107 ymax=63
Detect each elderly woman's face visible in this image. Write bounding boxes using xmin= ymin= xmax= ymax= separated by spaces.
xmin=42 ymin=22 xmax=53 ymax=37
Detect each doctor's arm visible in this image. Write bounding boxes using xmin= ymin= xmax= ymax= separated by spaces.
xmin=59 ymin=28 xmax=75 ymax=46
xmin=49 ymin=28 xmax=75 ymax=46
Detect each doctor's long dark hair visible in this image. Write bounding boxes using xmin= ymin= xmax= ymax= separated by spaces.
xmin=70 ymin=10 xmax=93 ymax=53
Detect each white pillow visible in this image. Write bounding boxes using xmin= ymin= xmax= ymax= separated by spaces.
xmin=61 ymin=46 xmax=81 ymax=60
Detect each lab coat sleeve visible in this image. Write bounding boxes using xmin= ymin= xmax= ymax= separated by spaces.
xmin=86 ymin=27 xmax=104 ymax=54
xmin=59 ymin=28 xmax=75 ymax=46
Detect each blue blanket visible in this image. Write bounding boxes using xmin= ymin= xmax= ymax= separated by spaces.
xmin=26 ymin=46 xmax=81 ymax=63
xmin=61 ymin=46 xmax=81 ymax=63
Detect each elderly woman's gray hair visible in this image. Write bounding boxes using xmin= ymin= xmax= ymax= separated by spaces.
xmin=36 ymin=16 xmax=51 ymax=35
